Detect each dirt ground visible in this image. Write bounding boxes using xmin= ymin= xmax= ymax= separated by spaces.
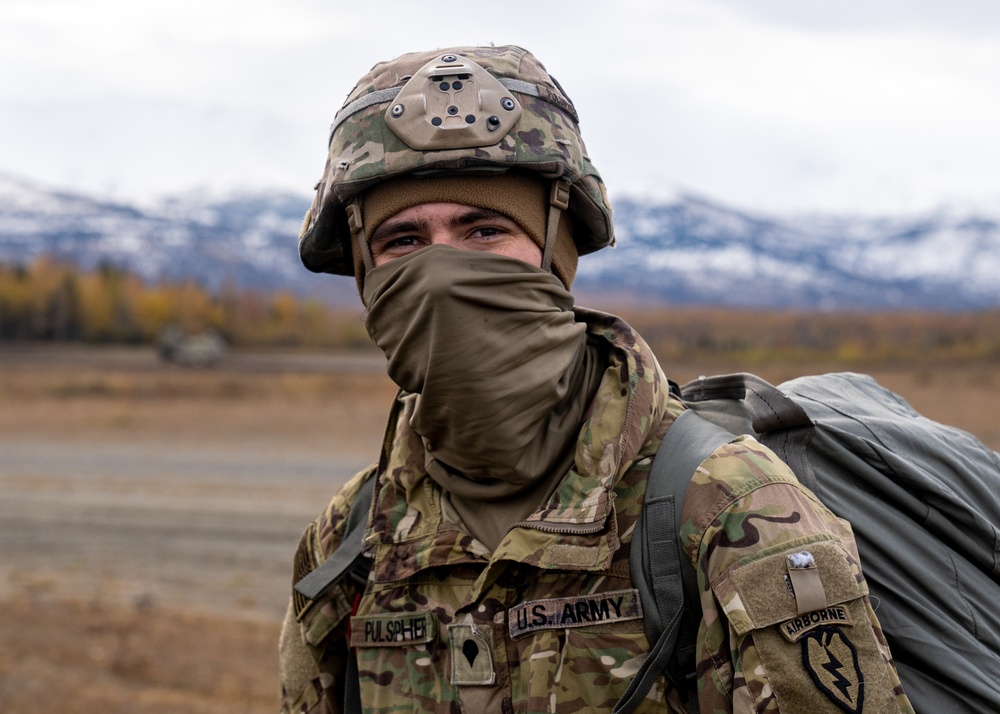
xmin=1 ymin=344 xmax=997 ymax=713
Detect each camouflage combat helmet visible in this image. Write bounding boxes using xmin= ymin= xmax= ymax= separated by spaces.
xmin=298 ymin=45 xmax=615 ymax=276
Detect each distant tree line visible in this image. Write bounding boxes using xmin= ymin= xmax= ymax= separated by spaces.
xmin=0 ymin=257 xmax=369 ymax=348
xmin=617 ymin=306 xmax=1000 ymax=365
xmin=3 ymin=257 xmax=1000 ymax=363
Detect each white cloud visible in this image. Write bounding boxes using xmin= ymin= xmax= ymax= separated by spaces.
xmin=2 ymin=0 xmax=1000 ymax=215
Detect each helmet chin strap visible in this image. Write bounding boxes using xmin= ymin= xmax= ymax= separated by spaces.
xmin=346 ymin=198 xmax=375 ymax=274
xmin=541 ymin=180 xmax=570 ymax=272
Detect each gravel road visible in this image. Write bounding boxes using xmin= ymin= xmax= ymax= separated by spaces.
xmin=4 ymin=345 xmax=998 ymax=629
xmin=0 ymin=439 xmax=371 ymax=619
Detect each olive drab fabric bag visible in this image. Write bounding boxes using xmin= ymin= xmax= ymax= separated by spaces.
xmin=625 ymin=371 xmax=1000 ymax=714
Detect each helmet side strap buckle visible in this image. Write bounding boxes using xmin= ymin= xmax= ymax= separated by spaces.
xmin=542 ymin=180 xmax=571 ymax=270
xmin=346 ymin=200 xmax=376 ymax=273
xmin=549 ymin=180 xmax=570 ymax=211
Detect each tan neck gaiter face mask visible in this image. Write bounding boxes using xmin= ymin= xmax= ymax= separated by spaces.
xmin=363 ymin=245 xmax=601 ymax=503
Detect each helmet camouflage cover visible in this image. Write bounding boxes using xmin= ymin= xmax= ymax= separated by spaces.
xmin=299 ymin=45 xmax=615 ymax=276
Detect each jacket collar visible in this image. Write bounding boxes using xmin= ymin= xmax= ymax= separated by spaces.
xmin=364 ymin=308 xmax=673 ymax=582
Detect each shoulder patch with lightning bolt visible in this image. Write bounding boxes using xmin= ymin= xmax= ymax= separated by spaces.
xmin=801 ymin=627 xmax=865 ymax=714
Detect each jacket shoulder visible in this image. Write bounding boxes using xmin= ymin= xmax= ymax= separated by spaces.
xmin=292 ymin=464 xmax=378 ymax=619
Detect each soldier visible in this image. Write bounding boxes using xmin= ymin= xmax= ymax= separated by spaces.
xmin=280 ymin=46 xmax=913 ymax=713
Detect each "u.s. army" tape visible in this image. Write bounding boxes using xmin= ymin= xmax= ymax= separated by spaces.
xmin=508 ymin=589 xmax=643 ymax=639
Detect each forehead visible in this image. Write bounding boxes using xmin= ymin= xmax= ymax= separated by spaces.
xmin=374 ymin=203 xmax=513 ymax=232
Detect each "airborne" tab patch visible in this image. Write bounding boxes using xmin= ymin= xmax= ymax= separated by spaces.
xmin=780 ymin=606 xmax=854 ymax=643
xmin=508 ymin=589 xmax=643 ymax=639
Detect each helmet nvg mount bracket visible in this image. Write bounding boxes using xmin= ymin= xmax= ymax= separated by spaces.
xmin=385 ymin=53 xmax=523 ymax=151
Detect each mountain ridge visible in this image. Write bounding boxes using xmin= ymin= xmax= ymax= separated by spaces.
xmin=2 ymin=173 xmax=997 ymax=310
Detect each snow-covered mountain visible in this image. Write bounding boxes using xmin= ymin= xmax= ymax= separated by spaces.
xmin=577 ymin=193 xmax=1000 ymax=309
xmin=2 ymin=174 xmax=998 ymax=310
xmin=0 ymin=174 xmax=356 ymax=303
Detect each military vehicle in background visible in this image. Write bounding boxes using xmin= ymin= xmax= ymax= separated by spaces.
xmin=157 ymin=326 xmax=227 ymax=367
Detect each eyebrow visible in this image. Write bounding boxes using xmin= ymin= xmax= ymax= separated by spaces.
xmin=370 ymin=207 xmax=513 ymax=243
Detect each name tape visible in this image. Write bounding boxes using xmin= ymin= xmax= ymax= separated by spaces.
xmin=350 ymin=611 xmax=436 ymax=648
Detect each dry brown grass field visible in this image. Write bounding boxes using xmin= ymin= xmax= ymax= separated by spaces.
xmin=1 ymin=339 xmax=998 ymax=713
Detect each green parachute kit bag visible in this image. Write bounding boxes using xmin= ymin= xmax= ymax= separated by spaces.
xmin=624 ymin=371 xmax=1000 ymax=713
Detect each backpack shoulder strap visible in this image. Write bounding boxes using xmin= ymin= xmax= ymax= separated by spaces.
xmin=651 ymin=408 xmax=737 ymax=611
xmin=682 ymin=373 xmax=818 ymax=492
xmin=293 ymin=475 xmax=377 ymax=714
xmin=294 ymin=473 xmax=377 ymax=601
xmin=615 ymin=409 xmax=735 ymax=714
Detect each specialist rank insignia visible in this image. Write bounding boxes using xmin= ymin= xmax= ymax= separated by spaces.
xmin=801 ymin=628 xmax=865 ymax=714
xmin=448 ymin=622 xmax=497 ymax=686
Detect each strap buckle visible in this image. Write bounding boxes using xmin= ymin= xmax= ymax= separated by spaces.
xmin=549 ymin=179 xmax=570 ymax=210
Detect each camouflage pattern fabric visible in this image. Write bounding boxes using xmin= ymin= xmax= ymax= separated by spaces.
xmin=280 ymin=309 xmax=911 ymax=713
xmin=679 ymin=437 xmax=914 ymax=714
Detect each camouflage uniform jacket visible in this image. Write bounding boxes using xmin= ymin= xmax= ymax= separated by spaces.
xmin=281 ymin=309 xmax=911 ymax=714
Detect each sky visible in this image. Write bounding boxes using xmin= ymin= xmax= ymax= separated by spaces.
xmin=2 ymin=0 xmax=1000 ymax=217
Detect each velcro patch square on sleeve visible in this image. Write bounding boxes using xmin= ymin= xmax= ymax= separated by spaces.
xmin=718 ymin=540 xmax=866 ymax=636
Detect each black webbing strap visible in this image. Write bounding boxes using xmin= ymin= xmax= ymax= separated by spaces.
xmin=614 ymin=409 xmax=734 ymax=714
xmin=293 ymin=475 xmax=376 ymax=714
xmin=343 ymin=643 xmax=362 ymax=714
xmin=294 ymin=474 xmax=376 ymax=601
xmin=655 ymin=410 xmax=736 ymax=630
